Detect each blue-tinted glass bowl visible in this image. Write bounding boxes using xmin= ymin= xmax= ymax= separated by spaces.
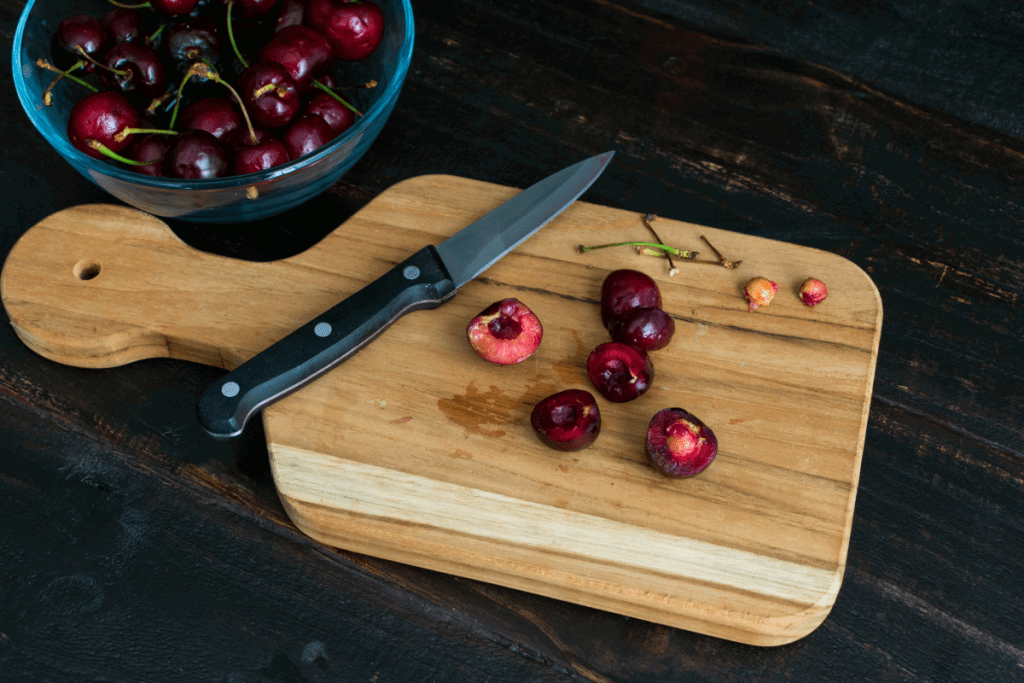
xmin=13 ymin=0 xmax=413 ymax=223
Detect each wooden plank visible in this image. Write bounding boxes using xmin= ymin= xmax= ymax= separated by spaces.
xmin=0 ymin=174 xmax=881 ymax=645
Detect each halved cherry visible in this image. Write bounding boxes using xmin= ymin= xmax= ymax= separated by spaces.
xmin=586 ymin=341 xmax=653 ymax=403
xmin=646 ymin=408 xmax=718 ymax=478
xmin=466 ymin=298 xmax=543 ymax=365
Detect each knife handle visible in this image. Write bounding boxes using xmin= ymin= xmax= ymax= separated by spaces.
xmin=196 ymin=245 xmax=457 ymax=439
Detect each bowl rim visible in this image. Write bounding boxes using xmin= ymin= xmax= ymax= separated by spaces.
xmin=12 ymin=0 xmax=414 ymax=189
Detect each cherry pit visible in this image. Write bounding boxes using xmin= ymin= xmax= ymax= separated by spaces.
xmin=40 ymin=0 xmax=385 ymax=179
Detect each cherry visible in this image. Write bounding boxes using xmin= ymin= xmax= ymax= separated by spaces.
xmin=150 ymin=0 xmax=202 ymax=17
xmin=608 ymin=307 xmax=675 ymax=352
xmin=99 ymin=42 xmax=168 ymax=100
xmin=307 ymin=0 xmax=385 ymax=62
xmin=282 ymin=113 xmax=334 ymax=159
xmin=226 ymin=127 xmax=289 ymax=174
xmin=531 ymin=390 xmax=601 ymax=452
xmin=303 ymin=91 xmax=355 ymax=137
xmin=466 ymin=298 xmax=543 ymax=365
xmin=124 ymin=133 xmax=172 ymax=176
xmin=102 ymin=9 xmax=146 ymax=45
xmin=164 ymin=129 xmax=230 ymax=178
xmin=274 ymin=0 xmax=307 ymax=32
xmin=165 ymin=15 xmax=221 ymax=72
xmin=600 ymin=269 xmax=662 ymax=329
xmin=646 ymin=408 xmax=718 ymax=478
xmin=50 ymin=15 xmax=108 ymax=73
xmin=257 ymin=25 xmax=333 ymax=92
xmin=238 ymin=61 xmax=301 ymax=128
xmin=586 ymin=342 xmax=653 ymax=403
xmin=229 ymin=0 xmax=280 ymax=20
xmin=67 ymin=91 xmax=141 ymax=160
xmin=179 ymin=96 xmax=243 ymax=140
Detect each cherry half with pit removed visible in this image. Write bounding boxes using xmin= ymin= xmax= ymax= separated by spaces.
xmin=531 ymin=389 xmax=601 ymax=452
xmin=646 ymin=407 xmax=718 ymax=478
xmin=466 ymin=298 xmax=543 ymax=365
xmin=586 ymin=341 xmax=653 ymax=403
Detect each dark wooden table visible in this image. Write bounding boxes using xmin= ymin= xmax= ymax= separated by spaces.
xmin=2 ymin=1 xmax=1022 ymax=680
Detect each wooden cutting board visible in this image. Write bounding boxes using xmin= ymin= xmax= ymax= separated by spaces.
xmin=1 ymin=175 xmax=882 ymax=646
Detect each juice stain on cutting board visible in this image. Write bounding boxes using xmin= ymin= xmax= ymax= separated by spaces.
xmin=438 ymin=375 xmax=561 ymax=438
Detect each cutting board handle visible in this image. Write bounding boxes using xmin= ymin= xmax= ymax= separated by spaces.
xmin=1 ymin=204 xmax=374 ymax=370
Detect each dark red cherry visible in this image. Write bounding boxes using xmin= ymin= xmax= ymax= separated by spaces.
xmin=608 ymin=307 xmax=675 ymax=352
xmin=179 ymin=97 xmax=243 ymax=140
xmin=257 ymin=25 xmax=333 ymax=92
xmin=165 ymin=15 xmax=221 ymax=69
xmin=229 ymin=0 xmax=279 ymax=20
xmin=99 ymin=42 xmax=168 ymax=99
xmin=307 ymin=0 xmax=384 ymax=61
xmin=124 ymin=133 xmax=172 ymax=176
xmin=282 ymin=113 xmax=334 ymax=159
xmin=50 ymin=15 xmax=108 ymax=73
xmin=303 ymin=91 xmax=355 ymax=137
xmin=227 ymin=127 xmax=290 ymax=174
xmin=67 ymin=91 xmax=141 ymax=160
xmin=274 ymin=0 xmax=306 ymax=32
xmin=102 ymin=8 xmax=144 ymax=44
xmin=164 ymin=130 xmax=230 ymax=178
xmin=600 ymin=269 xmax=662 ymax=329
xmin=238 ymin=62 xmax=301 ymax=128
xmin=586 ymin=342 xmax=654 ymax=403
xmin=531 ymin=389 xmax=601 ymax=452
xmin=150 ymin=0 xmax=202 ymax=17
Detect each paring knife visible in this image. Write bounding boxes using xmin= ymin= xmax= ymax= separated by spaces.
xmin=197 ymin=151 xmax=615 ymax=439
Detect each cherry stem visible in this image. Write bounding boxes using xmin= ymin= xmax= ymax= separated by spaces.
xmin=577 ymin=241 xmax=697 ymax=259
xmin=75 ymin=44 xmax=131 ymax=79
xmin=86 ymin=139 xmax=160 ymax=166
xmin=641 ymin=212 xmax=677 ymax=274
xmin=226 ymin=0 xmax=250 ymax=70
xmin=107 ymin=0 xmax=152 ymax=7
xmin=312 ymin=79 xmax=363 ymax=117
xmin=37 ymin=59 xmax=98 ymax=105
xmin=698 ymin=235 xmax=742 ymax=269
xmin=145 ymin=24 xmax=164 ymax=48
xmin=253 ymin=83 xmax=286 ymax=98
xmin=113 ymin=127 xmax=178 ymax=143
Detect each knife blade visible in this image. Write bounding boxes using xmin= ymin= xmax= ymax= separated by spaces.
xmin=196 ymin=151 xmax=615 ymax=439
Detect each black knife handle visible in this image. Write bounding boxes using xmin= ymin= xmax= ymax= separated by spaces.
xmin=197 ymin=246 xmax=457 ymax=440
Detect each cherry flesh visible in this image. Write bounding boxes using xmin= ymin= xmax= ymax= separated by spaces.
xmin=179 ymin=97 xmax=243 ymax=140
xmin=282 ymin=112 xmax=334 ymax=159
xmin=67 ymin=91 xmax=141 ymax=159
xmin=466 ymin=298 xmax=543 ymax=365
xmin=308 ymin=0 xmax=385 ymax=62
xmin=238 ymin=61 xmax=301 ymax=128
xmin=164 ymin=129 xmax=230 ymax=178
xmin=51 ymin=15 xmax=108 ymax=73
xmin=531 ymin=389 xmax=601 ymax=452
xmin=646 ymin=408 xmax=718 ymax=478
xmin=608 ymin=307 xmax=675 ymax=352
xmin=99 ymin=42 xmax=168 ymax=100
xmin=258 ymin=25 xmax=334 ymax=92
xmin=304 ymin=91 xmax=355 ymax=136
xmin=600 ymin=269 xmax=663 ymax=330
xmin=586 ymin=341 xmax=654 ymax=403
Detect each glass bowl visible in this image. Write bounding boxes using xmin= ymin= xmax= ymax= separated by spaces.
xmin=12 ymin=0 xmax=413 ymax=223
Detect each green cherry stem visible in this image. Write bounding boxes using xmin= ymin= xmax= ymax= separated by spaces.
xmin=577 ymin=241 xmax=698 ymax=259
xmin=312 ymin=79 xmax=363 ymax=117
xmin=225 ymin=0 xmax=250 ymax=70
xmin=37 ymin=59 xmax=98 ymax=105
xmin=107 ymin=0 xmax=152 ymax=8
xmin=86 ymin=139 xmax=162 ymax=165
xmin=113 ymin=127 xmax=178 ymax=144
xmin=642 ymin=213 xmax=678 ymax=275
xmin=145 ymin=24 xmax=164 ymax=48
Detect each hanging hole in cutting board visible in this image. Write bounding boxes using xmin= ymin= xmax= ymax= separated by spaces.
xmin=73 ymin=260 xmax=101 ymax=281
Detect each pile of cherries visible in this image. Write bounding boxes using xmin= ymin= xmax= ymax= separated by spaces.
xmin=42 ymin=0 xmax=384 ymax=178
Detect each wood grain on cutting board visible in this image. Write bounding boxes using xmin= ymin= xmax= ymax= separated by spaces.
xmin=0 ymin=175 xmax=881 ymax=645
